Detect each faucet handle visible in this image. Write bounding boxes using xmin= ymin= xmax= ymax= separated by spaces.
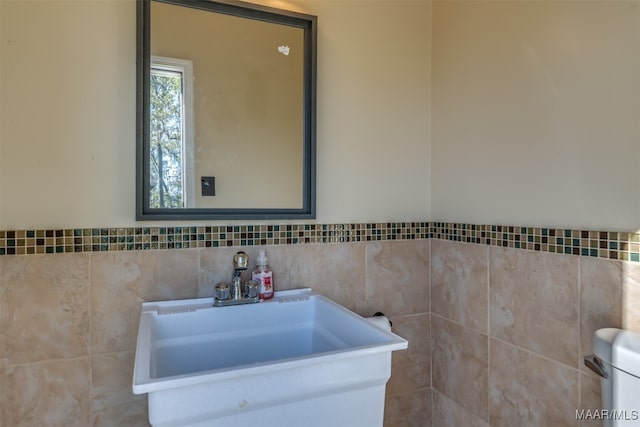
xmin=245 ymin=280 xmax=259 ymax=298
xmin=214 ymin=282 xmax=230 ymax=301
xmin=233 ymin=251 xmax=249 ymax=271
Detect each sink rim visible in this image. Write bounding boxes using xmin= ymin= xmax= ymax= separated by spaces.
xmin=133 ymin=288 xmax=408 ymax=395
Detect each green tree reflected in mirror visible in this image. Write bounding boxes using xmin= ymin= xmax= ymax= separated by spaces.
xmin=150 ymin=68 xmax=184 ymax=208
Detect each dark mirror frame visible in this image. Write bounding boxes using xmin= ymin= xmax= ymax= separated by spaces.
xmin=136 ymin=0 xmax=317 ymax=220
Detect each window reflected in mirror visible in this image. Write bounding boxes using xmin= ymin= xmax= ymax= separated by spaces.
xmin=149 ymin=56 xmax=194 ymax=209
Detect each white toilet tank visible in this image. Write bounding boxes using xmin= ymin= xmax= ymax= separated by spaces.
xmin=588 ymin=328 xmax=640 ymax=427
xmin=590 ymin=328 xmax=621 ymax=426
xmin=611 ymin=330 xmax=640 ymax=426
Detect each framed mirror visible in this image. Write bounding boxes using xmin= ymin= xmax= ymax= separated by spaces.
xmin=136 ymin=0 xmax=317 ymax=220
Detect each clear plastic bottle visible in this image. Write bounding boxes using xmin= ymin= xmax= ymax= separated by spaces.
xmin=252 ymin=250 xmax=274 ymax=300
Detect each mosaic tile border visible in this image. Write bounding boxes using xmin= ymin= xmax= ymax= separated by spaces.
xmin=0 ymin=222 xmax=638 ymax=263
xmin=0 ymin=223 xmax=429 ymax=255
xmin=432 ymin=222 xmax=640 ymax=263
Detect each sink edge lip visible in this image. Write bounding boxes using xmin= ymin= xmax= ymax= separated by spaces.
xmin=132 ymin=288 xmax=408 ymax=395
xmin=132 ymin=339 xmax=406 ymax=395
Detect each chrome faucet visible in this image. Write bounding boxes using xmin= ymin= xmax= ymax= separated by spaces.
xmin=213 ymin=251 xmax=260 ymax=307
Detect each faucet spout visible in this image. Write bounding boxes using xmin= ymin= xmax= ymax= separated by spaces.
xmin=231 ymin=271 xmax=243 ymax=299
xmin=231 ymin=251 xmax=248 ymax=300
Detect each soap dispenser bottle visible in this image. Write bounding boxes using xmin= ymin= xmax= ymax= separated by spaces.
xmin=252 ymin=250 xmax=274 ymax=300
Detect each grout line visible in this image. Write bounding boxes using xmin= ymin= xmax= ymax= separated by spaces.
xmin=431 ymin=310 xmax=581 ymax=375
xmin=428 ymin=239 xmax=432 ymax=317
xmin=428 ymin=238 xmax=433 ymax=419
xmin=3 ymin=355 xmax=91 ymax=369
xmin=486 ymin=244 xmax=492 ymax=426
xmin=196 ymin=246 xmax=201 ymax=298
xmin=577 ymin=256 xmax=583 ymax=414
xmin=489 ymin=335 xmax=582 ymax=374
xmin=394 ymin=312 xmax=430 ymax=320
xmin=363 ymin=241 xmax=370 ymax=314
xmin=88 ymin=251 xmax=94 ymax=405
xmin=430 ymin=311 xmax=489 ymax=337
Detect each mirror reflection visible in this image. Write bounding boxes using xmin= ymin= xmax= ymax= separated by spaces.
xmin=137 ymin=0 xmax=317 ymax=220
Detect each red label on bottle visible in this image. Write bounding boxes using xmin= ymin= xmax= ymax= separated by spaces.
xmin=254 ymin=271 xmax=273 ymax=299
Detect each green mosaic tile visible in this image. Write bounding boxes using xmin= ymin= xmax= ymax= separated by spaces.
xmin=0 ymin=222 xmax=636 ymax=264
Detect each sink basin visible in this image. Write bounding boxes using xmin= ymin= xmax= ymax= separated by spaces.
xmin=133 ymin=288 xmax=407 ymax=427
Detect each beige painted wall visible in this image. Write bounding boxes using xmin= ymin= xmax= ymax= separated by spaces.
xmin=0 ymin=0 xmax=3 ymax=227
xmin=6 ymin=0 xmax=636 ymax=231
xmin=1 ymin=0 xmax=136 ymax=229
xmin=0 ymin=0 xmax=431 ymax=228
xmin=431 ymin=0 xmax=640 ymax=231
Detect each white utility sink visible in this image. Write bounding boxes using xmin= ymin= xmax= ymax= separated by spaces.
xmin=133 ymin=288 xmax=407 ymax=427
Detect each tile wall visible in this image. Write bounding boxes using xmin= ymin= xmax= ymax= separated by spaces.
xmin=1 ymin=221 xmax=638 ymax=426
xmin=0 ymin=238 xmax=431 ymax=427
xmin=430 ymin=238 xmax=640 ymax=427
